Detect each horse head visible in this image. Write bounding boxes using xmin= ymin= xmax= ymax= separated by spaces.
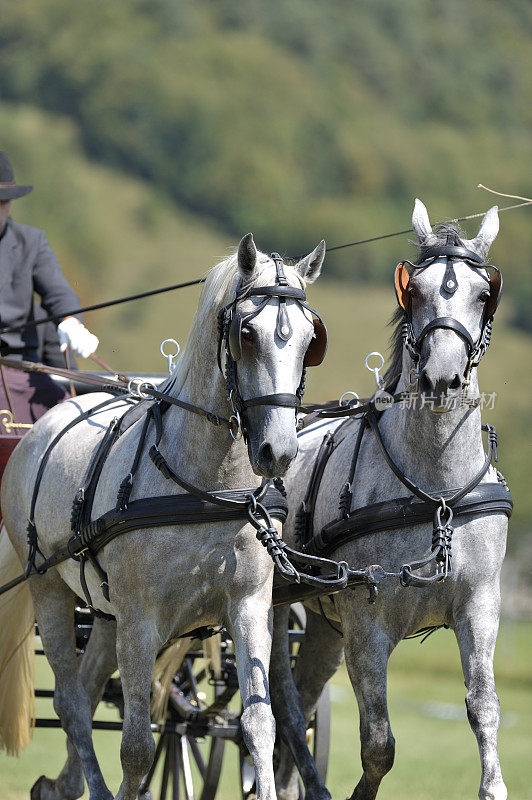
xmin=395 ymin=200 xmax=501 ymax=408
xmin=228 ymin=233 xmax=326 ymax=476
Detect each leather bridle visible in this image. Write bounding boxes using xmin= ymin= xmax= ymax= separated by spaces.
xmin=218 ymin=253 xmax=327 ymax=439
xmin=394 ymin=238 xmax=503 ymax=389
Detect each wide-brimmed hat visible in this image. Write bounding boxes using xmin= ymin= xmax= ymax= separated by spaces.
xmin=0 ymin=152 xmax=33 ymax=200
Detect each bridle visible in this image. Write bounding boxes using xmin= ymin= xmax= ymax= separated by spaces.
xmin=394 ymin=236 xmax=503 ymax=391
xmin=218 ymin=252 xmax=327 ymax=439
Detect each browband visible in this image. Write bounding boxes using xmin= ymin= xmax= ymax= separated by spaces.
xmin=418 ymin=245 xmax=484 ymax=265
xmin=238 ymin=286 xmax=307 ymax=301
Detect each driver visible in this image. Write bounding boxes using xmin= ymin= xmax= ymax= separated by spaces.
xmin=0 ymin=151 xmax=99 ymax=426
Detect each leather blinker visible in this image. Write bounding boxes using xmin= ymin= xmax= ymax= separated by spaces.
xmin=304 ymin=318 xmax=328 ymax=367
xmin=486 ymin=268 xmax=502 ymax=320
xmin=394 ymin=262 xmax=411 ymax=311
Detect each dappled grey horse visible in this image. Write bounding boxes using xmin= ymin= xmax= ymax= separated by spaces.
xmin=0 ymin=234 xmax=326 ymax=800
xmin=271 ymin=201 xmax=511 ymax=800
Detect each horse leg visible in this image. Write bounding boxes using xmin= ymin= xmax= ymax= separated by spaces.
xmin=339 ymin=605 xmax=395 ymax=800
xmin=271 ymin=606 xmax=343 ymax=800
xmin=36 ymin=618 xmax=118 ymax=800
xmin=114 ymin=619 xmax=158 ymax=800
xmin=30 ymin=573 xmax=113 ymax=800
xmin=228 ymin=587 xmax=277 ymax=800
xmin=453 ymin=590 xmax=507 ymax=800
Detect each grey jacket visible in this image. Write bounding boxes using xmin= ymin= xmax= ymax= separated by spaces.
xmin=0 ymin=220 xmax=80 ymax=360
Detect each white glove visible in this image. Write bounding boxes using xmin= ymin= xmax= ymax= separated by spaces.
xmin=57 ymin=317 xmax=99 ymax=359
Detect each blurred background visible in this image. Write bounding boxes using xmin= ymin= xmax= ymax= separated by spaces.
xmin=0 ymin=0 xmax=530 ymax=797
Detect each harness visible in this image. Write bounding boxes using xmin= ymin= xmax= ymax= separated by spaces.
xmin=2 ymin=260 xmax=347 ymax=625
xmin=295 ymin=241 xmax=512 ymax=592
xmin=295 ymin=414 xmax=512 ymax=590
xmin=217 ymin=253 xmax=327 ymax=438
xmin=394 ymin=236 xmax=503 ymax=390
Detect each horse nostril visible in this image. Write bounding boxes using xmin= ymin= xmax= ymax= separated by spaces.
xmin=449 ymin=374 xmax=462 ymax=391
xmin=258 ymin=442 xmax=274 ymax=469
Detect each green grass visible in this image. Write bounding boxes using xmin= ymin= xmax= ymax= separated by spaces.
xmin=1 ymin=620 xmax=530 ymax=799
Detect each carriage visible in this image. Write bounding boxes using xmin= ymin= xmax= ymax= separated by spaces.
xmin=0 ymin=372 xmax=332 ymax=800
xmin=0 ymin=207 xmax=513 ymax=800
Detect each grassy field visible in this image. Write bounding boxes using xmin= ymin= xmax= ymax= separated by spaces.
xmin=1 ymin=619 xmax=530 ymax=799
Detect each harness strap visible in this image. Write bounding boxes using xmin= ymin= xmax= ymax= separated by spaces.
xmin=241 ymin=394 xmax=301 ymax=409
xmin=294 ymin=430 xmax=335 ymax=547
xmin=25 ymin=395 xmax=129 ymax=579
xmin=307 ymin=482 xmax=513 ymax=557
xmin=415 ymin=316 xmax=475 ymax=350
xmin=365 ymin=411 xmax=496 ymax=508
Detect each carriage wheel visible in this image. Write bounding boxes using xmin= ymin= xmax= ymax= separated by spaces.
xmin=239 ymin=604 xmax=332 ymax=799
xmin=138 ymin=732 xmax=225 ymax=800
xmin=138 ymin=650 xmax=230 ymax=800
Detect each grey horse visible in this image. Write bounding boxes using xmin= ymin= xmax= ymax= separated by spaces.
xmin=0 ymin=234 xmax=325 ymax=800
xmin=271 ymin=201 xmax=510 ymax=800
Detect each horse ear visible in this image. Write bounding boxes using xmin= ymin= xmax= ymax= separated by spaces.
xmin=412 ymin=198 xmax=433 ymax=243
xmin=462 ymin=205 xmax=499 ymax=261
xmin=296 ymin=240 xmax=326 ymax=283
xmin=237 ymin=233 xmax=257 ymax=277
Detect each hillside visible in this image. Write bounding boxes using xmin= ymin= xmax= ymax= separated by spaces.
xmin=1 ymin=102 xmax=529 ymax=549
xmin=0 ymin=0 xmax=530 ymax=327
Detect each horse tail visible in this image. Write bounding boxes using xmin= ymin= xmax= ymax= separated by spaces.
xmin=151 ymin=638 xmax=192 ymax=721
xmin=0 ymin=526 xmax=35 ymax=755
xmin=150 ymin=633 xmax=223 ymax=721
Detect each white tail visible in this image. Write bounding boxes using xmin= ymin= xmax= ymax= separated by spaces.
xmin=0 ymin=526 xmax=35 ymax=755
xmin=151 ymin=637 xmax=192 ymax=721
xmin=150 ymin=633 xmax=222 ymax=721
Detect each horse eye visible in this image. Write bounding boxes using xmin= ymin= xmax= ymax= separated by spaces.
xmin=241 ymin=327 xmax=253 ymax=342
xmin=479 ymin=289 xmax=490 ymax=303
xmin=409 ymin=285 xmax=419 ymax=299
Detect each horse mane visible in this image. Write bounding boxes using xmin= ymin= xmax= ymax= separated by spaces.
xmin=383 ymin=221 xmax=467 ymax=387
xmin=158 ymin=249 xmax=305 ymax=396
xmin=416 ymin=220 xmax=467 ymax=258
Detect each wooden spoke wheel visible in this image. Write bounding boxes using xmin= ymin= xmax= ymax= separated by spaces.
xmin=239 ymin=604 xmax=331 ymax=799
xmin=138 ymin=641 xmax=239 ymax=800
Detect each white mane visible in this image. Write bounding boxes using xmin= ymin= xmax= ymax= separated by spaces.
xmin=158 ymin=249 xmax=305 ymax=396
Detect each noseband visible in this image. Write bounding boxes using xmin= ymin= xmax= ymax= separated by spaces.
xmin=218 ymin=253 xmax=327 ymax=438
xmin=394 ymin=237 xmax=503 ymax=388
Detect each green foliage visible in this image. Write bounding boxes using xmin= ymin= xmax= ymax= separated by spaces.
xmin=1 ymin=95 xmax=530 ymax=546
xmin=0 ymin=0 xmax=530 ymax=326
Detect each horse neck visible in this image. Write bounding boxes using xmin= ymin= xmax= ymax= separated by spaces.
xmin=161 ymin=324 xmax=255 ymax=490
xmin=379 ymin=353 xmax=486 ymax=493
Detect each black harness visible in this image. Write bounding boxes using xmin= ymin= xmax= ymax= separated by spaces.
xmin=295 ymin=413 xmax=512 ymax=591
xmin=218 ymin=253 xmax=327 ymax=439
xmin=2 ymin=263 xmax=347 ymax=624
xmin=295 ymin=242 xmax=512 ymax=594
xmin=395 ymin=237 xmax=503 ymax=389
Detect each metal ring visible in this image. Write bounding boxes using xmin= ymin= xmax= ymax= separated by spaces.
xmin=138 ymin=381 xmax=156 ymax=400
xmin=229 ymin=412 xmax=243 ymax=441
xmin=364 ymin=351 xmax=385 ymax=372
xmin=339 ymin=391 xmax=360 ymax=408
xmin=365 ymin=351 xmax=385 ymax=388
xmin=127 ymin=377 xmax=144 ymax=397
xmin=160 ymin=338 xmax=180 ymax=358
xmin=160 ymin=338 xmax=180 ymax=374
